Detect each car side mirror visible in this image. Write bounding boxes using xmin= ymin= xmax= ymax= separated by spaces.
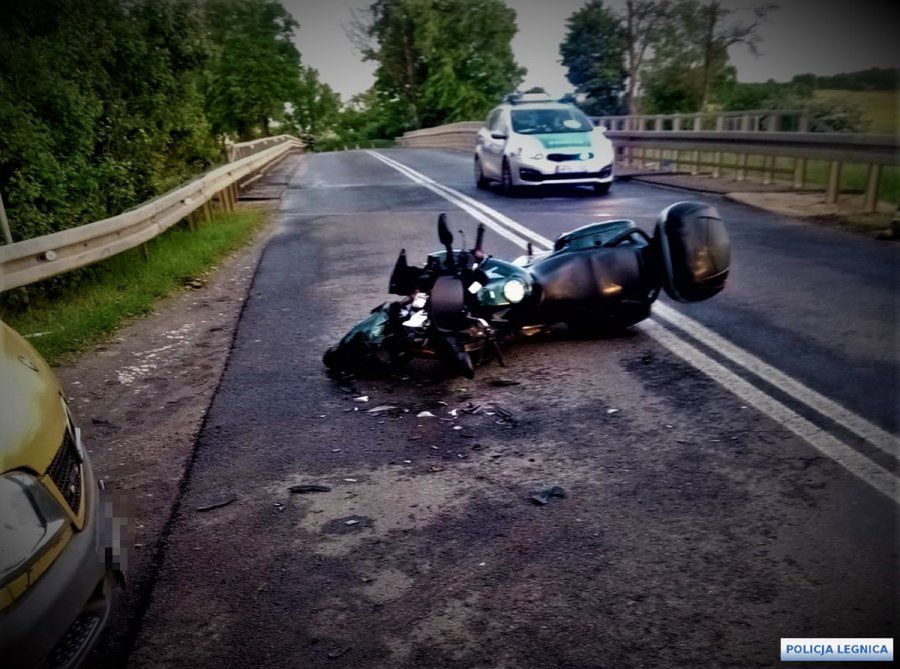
xmin=490 ymin=132 xmax=508 ymax=140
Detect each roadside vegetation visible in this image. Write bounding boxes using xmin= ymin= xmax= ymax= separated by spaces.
xmin=0 ymin=0 xmax=335 ymax=262
xmin=1 ymin=208 xmax=267 ymax=365
xmin=813 ymin=90 xmax=897 ymax=134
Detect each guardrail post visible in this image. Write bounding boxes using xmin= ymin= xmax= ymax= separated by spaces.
xmin=863 ymin=163 xmax=882 ymax=213
xmin=711 ymin=116 xmax=725 ymax=177
xmin=763 ymin=155 xmax=774 ymax=185
xmin=741 ymin=114 xmax=751 ymax=132
xmin=672 ymin=116 xmax=681 ymax=131
xmin=798 ymin=114 xmax=810 ymax=133
xmin=736 ymin=153 xmax=747 ymax=181
xmin=654 ymin=116 xmax=663 ymax=131
xmin=0 ymin=193 xmax=12 ymax=245
xmin=793 ymin=158 xmax=806 ymax=189
xmin=825 ymin=161 xmax=842 ymax=204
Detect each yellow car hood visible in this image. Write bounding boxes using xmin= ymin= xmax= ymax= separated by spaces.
xmin=0 ymin=321 xmax=66 ymax=475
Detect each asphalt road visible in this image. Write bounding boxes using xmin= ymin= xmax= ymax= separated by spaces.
xmin=127 ymin=149 xmax=897 ymax=668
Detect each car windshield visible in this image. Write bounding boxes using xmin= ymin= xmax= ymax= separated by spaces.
xmin=510 ymin=108 xmax=593 ymax=134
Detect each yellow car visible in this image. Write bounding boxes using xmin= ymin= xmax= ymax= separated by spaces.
xmin=0 ymin=320 xmax=115 ymax=668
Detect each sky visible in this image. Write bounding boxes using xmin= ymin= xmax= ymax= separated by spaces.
xmin=284 ymin=0 xmax=900 ymax=101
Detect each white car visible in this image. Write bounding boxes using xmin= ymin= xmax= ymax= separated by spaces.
xmin=474 ymin=94 xmax=614 ymax=196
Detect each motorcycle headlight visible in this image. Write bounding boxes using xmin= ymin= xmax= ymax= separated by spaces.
xmin=502 ymin=278 xmax=527 ymax=303
xmin=0 ymin=472 xmax=69 ymax=588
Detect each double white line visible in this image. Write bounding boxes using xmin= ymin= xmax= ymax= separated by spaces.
xmin=367 ymin=149 xmax=899 ymax=503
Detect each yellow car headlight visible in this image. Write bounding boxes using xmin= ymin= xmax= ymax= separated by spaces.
xmin=0 ymin=472 xmax=68 ymax=589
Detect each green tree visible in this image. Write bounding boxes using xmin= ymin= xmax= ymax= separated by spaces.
xmin=559 ymin=1 xmax=627 ymax=115
xmin=642 ymin=0 xmax=776 ymax=113
xmin=204 ymin=0 xmax=302 ymax=139
xmin=289 ymin=66 xmax=342 ymax=139
xmin=0 ymin=0 xmax=218 ymax=248
xmin=355 ymin=0 xmax=525 ymax=131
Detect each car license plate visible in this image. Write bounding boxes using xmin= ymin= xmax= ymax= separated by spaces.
xmin=556 ymin=164 xmax=578 ymax=174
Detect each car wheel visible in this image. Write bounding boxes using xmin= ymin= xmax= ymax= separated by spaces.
xmin=474 ymin=157 xmax=489 ymax=189
xmin=501 ymin=159 xmax=518 ymax=197
xmin=594 ymin=182 xmax=611 ymax=196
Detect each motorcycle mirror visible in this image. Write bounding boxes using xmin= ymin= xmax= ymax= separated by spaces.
xmin=438 ymin=212 xmax=454 ymax=247
xmin=474 ymin=223 xmax=486 ymax=259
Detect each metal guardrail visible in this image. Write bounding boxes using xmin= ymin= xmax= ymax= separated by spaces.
xmin=397 ymin=122 xmax=483 ymax=152
xmin=608 ymin=130 xmax=898 ymax=210
xmin=0 ymin=136 xmax=303 ymax=292
xmin=593 ymin=109 xmax=825 ymax=133
xmin=225 ymin=134 xmax=297 ymax=162
xmin=396 ymin=121 xmax=898 ymax=212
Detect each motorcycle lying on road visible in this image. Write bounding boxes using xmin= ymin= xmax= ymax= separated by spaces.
xmin=323 ymin=201 xmax=730 ymax=378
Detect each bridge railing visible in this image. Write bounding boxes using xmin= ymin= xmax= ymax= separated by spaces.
xmin=1 ymin=136 xmax=303 ymax=292
xmin=607 ymin=129 xmax=897 ymax=210
xmin=395 ymin=120 xmax=898 ymax=212
xmin=397 ymin=122 xmax=484 ymax=152
xmin=592 ymin=109 xmax=826 ymax=133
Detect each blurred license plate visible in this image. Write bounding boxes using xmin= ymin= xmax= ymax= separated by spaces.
xmin=556 ymin=164 xmax=578 ymax=173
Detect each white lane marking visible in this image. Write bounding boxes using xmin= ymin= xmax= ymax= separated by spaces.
xmin=365 ymin=151 xmax=529 ymax=248
xmin=369 ymin=151 xmax=554 ymax=248
xmin=374 ymin=150 xmax=898 ymax=455
xmin=639 ymin=320 xmax=898 ymax=503
xmin=653 ymin=303 xmax=899 ymax=457
xmin=369 ymin=149 xmax=899 ymax=501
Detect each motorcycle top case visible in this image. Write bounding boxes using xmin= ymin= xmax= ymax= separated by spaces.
xmin=654 ymin=201 xmax=730 ymax=302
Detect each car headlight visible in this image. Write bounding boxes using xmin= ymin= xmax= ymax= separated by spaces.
xmin=0 ymin=472 xmax=69 ymax=588
xmin=502 ymin=278 xmax=527 ymax=303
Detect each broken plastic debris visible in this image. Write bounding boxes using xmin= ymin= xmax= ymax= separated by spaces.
xmin=452 ymin=425 xmax=463 ymax=430
xmin=353 ymin=396 xmax=369 ymax=403
xmin=343 ymin=478 xmax=358 ymax=483
xmin=416 ymin=411 xmax=436 ymax=418
xmin=289 ymin=484 xmax=332 ymax=494
xmin=448 ymin=408 xmax=459 ymax=417
xmin=196 ymin=494 xmax=237 ymax=512
xmin=344 ymin=519 xmax=360 ymax=526
xmin=606 ymin=408 xmax=619 ymax=414
xmin=367 ymin=405 xmax=398 ymax=414
xmin=530 ymin=485 xmax=567 ymax=506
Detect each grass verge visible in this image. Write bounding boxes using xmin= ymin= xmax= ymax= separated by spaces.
xmin=1 ymin=206 xmax=268 ymax=366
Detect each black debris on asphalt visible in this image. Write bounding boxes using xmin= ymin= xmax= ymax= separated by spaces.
xmin=288 ymin=484 xmax=332 ymax=494
xmin=195 ymin=494 xmax=237 ymax=512
xmin=530 ymin=485 xmax=567 ymax=506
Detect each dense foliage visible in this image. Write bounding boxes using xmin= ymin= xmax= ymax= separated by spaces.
xmin=356 ymin=0 xmax=525 ymax=134
xmin=790 ymin=68 xmax=898 ymax=93
xmin=0 ymin=0 xmax=337 ymax=253
xmin=559 ymin=1 xmax=627 ymax=115
xmin=559 ymin=0 xmax=775 ymax=116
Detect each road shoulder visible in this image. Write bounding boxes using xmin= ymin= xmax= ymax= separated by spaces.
xmin=56 ymin=196 xmax=281 ymax=666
